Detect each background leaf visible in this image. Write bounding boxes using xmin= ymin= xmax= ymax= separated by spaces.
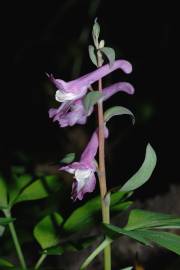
xmin=60 ymin=153 xmax=75 ymax=164
xmin=34 ymin=212 xmax=63 ymax=249
xmin=100 ymin=47 xmax=115 ymax=67
xmin=14 ymin=175 xmax=61 ymax=205
xmin=83 ymin=91 xmax=102 ymax=112
xmin=104 ymin=106 xmax=135 ymax=124
xmin=0 ymin=175 xmax=8 ymax=208
xmin=120 ymin=144 xmax=157 ymax=192
xmin=0 ymin=258 xmax=14 ymax=268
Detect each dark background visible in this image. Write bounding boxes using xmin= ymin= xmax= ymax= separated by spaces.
xmin=1 ymin=0 xmax=177 ymax=197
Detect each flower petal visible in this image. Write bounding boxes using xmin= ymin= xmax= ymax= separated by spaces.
xmin=68 ymin=59 xmax=132 ymax=90
xmin=71 ymin=172 xmax=96 ymax=201
xmin=102 ymin=82 xmax=135 ymax=101
xmin=80 ymin=131 xmax=98 ymax=164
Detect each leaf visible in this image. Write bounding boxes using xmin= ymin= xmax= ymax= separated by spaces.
xmin=88 ymin=45 xmax=97 ymax=66
xmin=9 ymin=174 xmax=32 ymax=206
xmin=44 ymin=235 xmax=97 ymax=255
xmin=100 ymin=47 xmax=115 ymax=67
xmin=0 ymin=217 xmax=15 ymax=225
xmin=103 ymin=224 xmax=151 ymax=245
xmin=0 ymin=226 xmax=5 ymax=237
xmin=60 ymin=153 xmax=75 ymax=164
xmin=111 ymin=201 xmax=133 ymax=213
xmin=14 ymin=175 xmax=61 ymax=204
xmin=103 ymin=224 xmax=180 ymax=255
xmin=125 ymin=209 xmax=180 ymax=230
xmin=83 ymin=91 xmax=102 ymax=113
xmin=120 ymin=144 xmax=157 ymax=192
xmin=34 ymin=212 xmax=63 ymax=249
xmin=0 ymin=258 xmax=14 ymax=268
xmin=104 ymin=106 xmax=135 ymax=124
xmin=0 ymin=175 xmax=8 ymax=208
xmin=80 ymin=237 xmax=112 ymax=270
xmin=137 ymin=230 xmax=180 ymax=255
xmin=63 ymin=191 xmax=126 ymax=233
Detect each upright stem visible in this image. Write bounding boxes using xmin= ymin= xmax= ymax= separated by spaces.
xmin=97 ymin=52 xmax=111 ymax=270
xmin=3 ymin=209 xmax=27 ymax=270
xmin=34 ymin=254 xmax=47 ymax=269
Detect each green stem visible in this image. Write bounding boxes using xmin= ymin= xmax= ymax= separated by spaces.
xmin=34 ymin=254 xmax=47 ymax=270
xmin=97 ymin=51 xmax=111 ymax=270
xmin=3 ymin=209 xmax=27 ymax=270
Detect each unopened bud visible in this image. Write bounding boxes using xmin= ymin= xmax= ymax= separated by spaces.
xmin=99 ymin=40 xmax=105 ymax=49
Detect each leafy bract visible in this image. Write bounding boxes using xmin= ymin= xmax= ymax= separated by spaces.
xmin=100 ymin=47 xmax=115 ymax=67
xmin=88 ymin=45 xmax=98 ymax=66
xmin=120 ymin=144 xmax=157 ymax=192
xmin=104 ymin=106 xmax=135 ymax=124
xmin=83 ymin=91 xmax=102 ymax=113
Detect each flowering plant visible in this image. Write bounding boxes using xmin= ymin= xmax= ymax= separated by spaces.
xmin=0 ymin=19 xmax=180 ymax=270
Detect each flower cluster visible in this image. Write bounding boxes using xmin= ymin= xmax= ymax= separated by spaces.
xmin=48 ymin=60 xmax=134 ymax=200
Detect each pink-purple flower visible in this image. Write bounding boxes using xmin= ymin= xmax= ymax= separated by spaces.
xmin=60 ymin=131 xmax=99 ymax=201
xmin=48 ymin=59 xmax=132 ymax=103
xmin=49 ymin=82 xmax=134 ymax=127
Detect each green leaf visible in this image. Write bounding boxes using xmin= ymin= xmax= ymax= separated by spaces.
xmin=111 ymin=201 xmax=133 ymax=213
xmin=14 ymin=175 xmax=61 ymax=204
xmin=44 ymin=235 xmax=97 ymax=255
xmin=104 ymin=224 xmax=180 ymax=255
xmin=63 ymin=191 xmax=126 ymax=233
xmin=103 ymin=224 xmax=151 ymax=245
xmin=34 ymin=212 xmax=63 ymax=249
xmin=9 ymin=174 xmax=32 ymax=206
xmin=80 ymin=237 xmax=112 ymax=270
xmin=83 ymin=91 xmax=102 ymax=113
xmin=137 ymin=230 xmax=180 ymax=255
xmin=63 ymin=196 xmax=101 ymax=233
xmin=104 ymin=106 xmax=135 ymax=124
xmin=60 ymin=153 xmax=75 ymax=164
xmin=100 ymin=47 xmax=115 ymax=67
xmin=125 ymin=209 xmax=180 ymax=230
xmin=0 ymin=175 xmax=8 ymax=208
xmin=88 ymin=45 xmax=97 ymax=66
xmin=0 ymin=217 xmax=15 ymax=225
xmin=120 ymin=144 xmax=157 ymax=192
xmin=0 ymin=258 xmax=14 ymax=268
xmin=0 ymin=226 xmax=5 ymax=237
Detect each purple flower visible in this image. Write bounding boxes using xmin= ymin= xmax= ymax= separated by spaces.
xmin=60 ymin=131 xmax=99 ymax=201
xmin=48 ymin=59 xmax=132 ymax=103
xmin=49 ymin=82 xmax=134 ymax=127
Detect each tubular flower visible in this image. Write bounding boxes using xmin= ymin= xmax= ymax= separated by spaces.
xmin=60 ymin=131 xmax=99 ymax=201
xmin=47 ymin=59 xmax=132 ymax=103
xmin=49 ymin=82 xmax=134 ymax=127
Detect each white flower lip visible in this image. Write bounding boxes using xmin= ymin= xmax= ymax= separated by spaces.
xmin=55 ymin=90 xmax=78 ymax=102
xmin=75 ymin=168 xmax=92 ymax=181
